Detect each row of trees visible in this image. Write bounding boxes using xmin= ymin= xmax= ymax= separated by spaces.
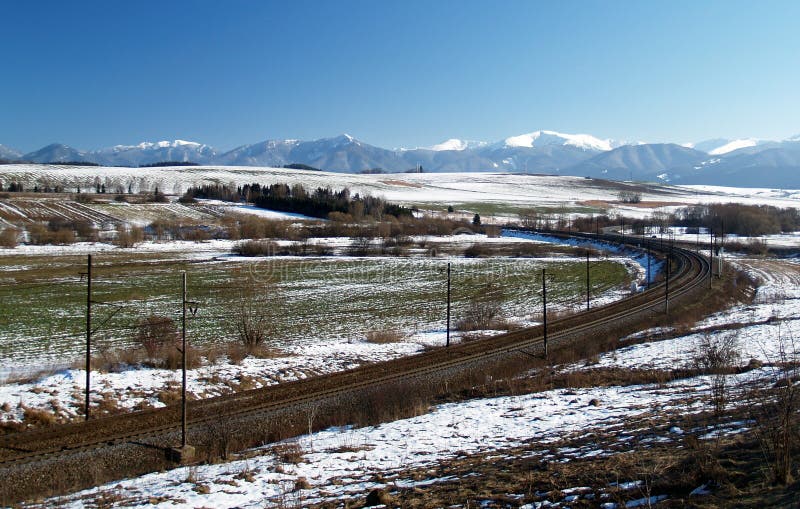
xmin=183 ymin=182 xmax=413 ymax=220
xmin=1 ymin=182 xmax=25 ymax=192
xmin=671 ymin=203 xmax=800 ymax=236
xmin=565 ymin=203 xmax=800 ymax=237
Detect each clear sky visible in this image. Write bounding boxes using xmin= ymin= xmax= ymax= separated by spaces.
xmin=1 ymin=0 xmax=799 ymax=152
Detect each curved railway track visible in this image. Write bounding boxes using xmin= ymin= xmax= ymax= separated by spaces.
xmin=0 ymin=231 xmax=711 ymax=479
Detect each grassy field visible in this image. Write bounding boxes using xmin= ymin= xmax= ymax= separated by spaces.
xmin=0 ymin=250 xmax=630 ymax=371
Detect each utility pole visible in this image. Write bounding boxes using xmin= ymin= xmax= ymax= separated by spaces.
xmin=709 ymin=228 xmax=714 ymax=289
xmin=181 ymin=271 xmax=187 ymax=449
xmin=446 ymin=262 xmax=451 ymax=347
xmin=665 ymin=251 xmax=670 ymax=314
xmin=85 ymin=254 xmax=92 ymax=421
xmin=585 ymin=251 xmax=590 ymax=310
xmin=719 ymin=220 xmax=724 ymax=278
xmin=646 ymin=238 xmax=651 ymax=289
xmin=542 ymin=268 xmax=548 ymax=358
xmin=171 ymin=271 xmax=197 ymax=462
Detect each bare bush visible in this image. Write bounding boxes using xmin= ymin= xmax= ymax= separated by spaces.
xmin=0 ymin=227 xmax=19 ymax=248
xmin=365 ymin=330 xmax=405 ymax=344
xmin=27 ymin=223 xmax=77 ymax=245
xmin=692 ymin=332 xmax=740 ymax=415
xmin=746 ymin=333 xmax=799 ymax=485
xmin=273 ymin=442 xmax=304 ymax=464
xmin=136 ymin=315 xmax=178 ymax=362
xmin=114 ymin=225 xmax=144 ymax=248
xmin=233 ymin=239 xmax=281 ymax=256
xmin=235 ymin=282 xmax=279 ymax=355
xmin=348 ymin=236 xmax=373 ymax=256
xmin=692 ymin=332 xmax=741 ymax=373
xmin=457 ymin=284 xmax=506 ymax=331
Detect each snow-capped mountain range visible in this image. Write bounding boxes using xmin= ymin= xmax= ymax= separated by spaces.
xmin=2 ymin=131 xmax=800 ymax=188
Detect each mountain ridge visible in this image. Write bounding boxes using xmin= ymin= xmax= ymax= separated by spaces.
xmin=5 ymin=131 xmax=800 ymax=188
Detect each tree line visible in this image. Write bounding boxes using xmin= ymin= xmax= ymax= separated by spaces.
xmin=182 ymin=182 xmax=413 ymax=220
xmin=671 ymin=203 xmax=800 ymax=236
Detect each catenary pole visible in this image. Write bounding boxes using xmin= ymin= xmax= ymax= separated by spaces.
xmin=85 ymin=254 xmax=92 ymax=421
xmin=446 ymin=262 xmax=451 ymax=347
xmin=181 ymin=271 xmax=187 ymax=448
xmin=542 ymin=268 xmax=548 ymax=358
xmin=585 ymin=250 xmax=590 ymax=310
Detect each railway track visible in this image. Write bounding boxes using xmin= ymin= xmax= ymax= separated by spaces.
xmin=0 ymin=231 xmax=711 ymax=498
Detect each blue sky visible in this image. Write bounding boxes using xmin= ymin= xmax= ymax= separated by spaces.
xmin=1 ymin=0 xmax=799 ymax=152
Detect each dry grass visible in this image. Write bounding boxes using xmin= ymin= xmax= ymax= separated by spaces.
xmin=21 ymin=406 xmax=57 ymax=427
xmin=365 ymin=330 xmax=405 ymax=344
xmin=156 ymin=386 xmax=182 ymax=406
xmin=272 ymin=442 xmax=305 ymax=464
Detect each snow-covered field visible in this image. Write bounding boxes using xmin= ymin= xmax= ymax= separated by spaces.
xmin=2 ymin=164 xmax=800 ymax=217
xmin=29 ymin=255 xmax=800 ymax=508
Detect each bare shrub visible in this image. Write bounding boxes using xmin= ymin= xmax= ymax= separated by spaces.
xmin=235 ymin=282 xmax=279 ymax=355
xmin=457 ymin=284 xmax=506 ymax=331
xmin=0 ymin=228 xmax=19 ymax=248
xmin=51 ymin=228 xmax=76 ymax=244
xmin=114 ymin=225 xmax=144 ymax=248
xmin=365 ymin=330 xmax=405 ymax=344
xmin=273 ymin=442 xmax=304 ymax=464
xmin=746 ymin=333 xmax=799 ymax=485
xmin=294 ymin=477 xmax=311 ymax=491
xmin=348 ymin=236 xmax=373 ymax=256
xmin=27 ymin=222 xmax=76 ymax=245
xmin=74 ymin=220 xmax=98 ymax=241
xmin=692 ymin=332 xmax=740 ymax=372
xmin=692 ymin=332 xmax=740 ymax=415
xmin=457 ymin=301 xmax=503 ymax=331
xmin=226 ymin=343 xmax=247 ymax=364
xmin=136 ymin=315 xmax=178 ymax=362
xmin=233 ymin=240 xmax=281 ymax=257
xmin=157 ymin=387 xmax=181 ymax=405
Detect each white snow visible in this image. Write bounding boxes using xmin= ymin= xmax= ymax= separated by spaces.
xmin=224 ymin=204 xmax=317 ymax=221
xmin=503 ymin=130 xmax=616 ymax=151
xmin=430 ymin=138 xmax=469 ymax=151
xmin=708 ymin=138 xmax=758 ymax=155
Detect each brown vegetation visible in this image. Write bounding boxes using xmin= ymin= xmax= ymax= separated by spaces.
xmin=0 ymin=227 xmax=19 ymax=248
xmin=365 ymin=330 xmax=405 ymax=344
